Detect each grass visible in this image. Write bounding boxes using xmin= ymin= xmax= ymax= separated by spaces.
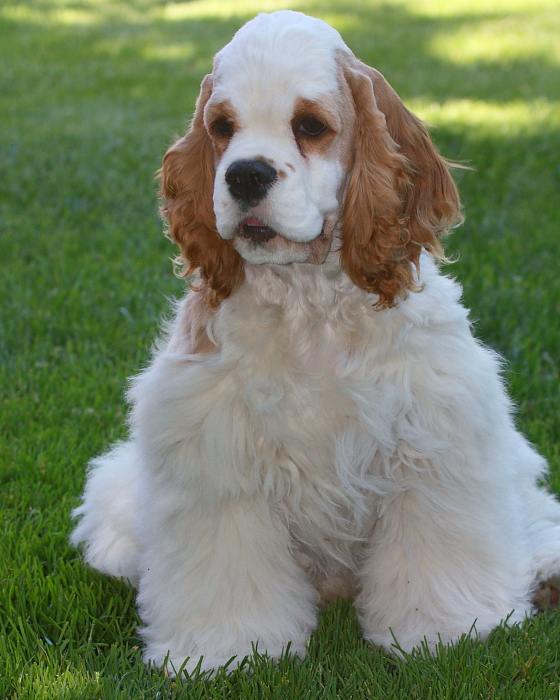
xmin=1 ymin=0 xmax=559 ymax=697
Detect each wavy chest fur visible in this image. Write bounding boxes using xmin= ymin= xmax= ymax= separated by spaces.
xmin=132 ymin=257 xmax=476 ymax=570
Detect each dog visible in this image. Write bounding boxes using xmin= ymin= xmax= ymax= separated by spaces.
xmin=71 ymin=10 xmax=560 ymax=675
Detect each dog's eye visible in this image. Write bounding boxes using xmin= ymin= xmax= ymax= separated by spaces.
xmin=298 ymin=117 xmax=327 ymax=137
xmin=213 ymin=119 xmax=234 ymax=137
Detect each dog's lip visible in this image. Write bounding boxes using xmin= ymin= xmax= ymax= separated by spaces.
xmin=238 ymin=217 xmax=279 ymax=242
xmin=237 ymin=217 xmax=327 ymax=244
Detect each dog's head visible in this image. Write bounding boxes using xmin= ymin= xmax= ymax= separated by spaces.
xmin=161 ymin=11 xmax=461 ymax=308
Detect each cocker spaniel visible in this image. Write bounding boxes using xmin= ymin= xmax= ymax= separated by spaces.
xmin=71 ymin=10 xmax=560 ymax=675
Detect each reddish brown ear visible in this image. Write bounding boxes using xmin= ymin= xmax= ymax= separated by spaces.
xmin=160 ymin=74 xmax=245 ymax=308
xmin=341 ymin=60 xmax=462 ymax=308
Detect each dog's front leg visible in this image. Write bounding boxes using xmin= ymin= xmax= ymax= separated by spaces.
xmin=356 ymin=482 xmax=534 ymax=655
xmin=136 ymin=492 xmax=319 ymax=675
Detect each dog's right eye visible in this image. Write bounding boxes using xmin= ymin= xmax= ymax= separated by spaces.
xmin=297 ymin=116 xmax=327 ymax=137
xmin=213 ymin=119 xmax=234 ymax=137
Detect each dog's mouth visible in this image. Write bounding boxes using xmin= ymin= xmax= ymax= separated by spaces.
xmin=238 ymin=217 xmax=280 ymax=244
xmin=237 ymin=217 xmax=328 ymax=246
xmin=233 ymin=216 xmax=333 ymax=266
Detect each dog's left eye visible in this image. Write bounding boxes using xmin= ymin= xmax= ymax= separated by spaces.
xmin=297 ymin=117 xmax=327 ymax=137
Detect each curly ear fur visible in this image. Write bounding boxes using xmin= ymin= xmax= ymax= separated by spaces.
xmin=341 ymin=60 xmax=462 ymax=308
xmin=160 ymin=74 xmax=245 ymax=309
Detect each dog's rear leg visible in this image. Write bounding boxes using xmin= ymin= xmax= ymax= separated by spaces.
xmin=71 ymin=440 xmax=141 ymax=585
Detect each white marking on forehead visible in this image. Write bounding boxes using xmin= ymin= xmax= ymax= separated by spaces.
xmin=211 ymin=11 xmax=353 ymax=118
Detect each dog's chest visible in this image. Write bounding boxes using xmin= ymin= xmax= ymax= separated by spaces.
xmin=208 ymin=271 xmax=409 ymax=518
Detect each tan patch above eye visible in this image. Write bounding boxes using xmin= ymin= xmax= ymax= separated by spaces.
xmin=205 ymin=99 xmax=236 ymax=126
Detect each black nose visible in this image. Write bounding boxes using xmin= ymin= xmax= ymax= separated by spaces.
xmin=225 ymin=159 xmax=277 ymax=205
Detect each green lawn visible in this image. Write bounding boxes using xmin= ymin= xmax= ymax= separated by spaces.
xmin=1 ymin=0 xmax=560 ymax=697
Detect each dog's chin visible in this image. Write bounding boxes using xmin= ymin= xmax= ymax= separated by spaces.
xmin=231 ymin=219 xmax=332 ymax=265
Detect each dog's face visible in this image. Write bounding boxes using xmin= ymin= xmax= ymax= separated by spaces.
xmin=207 ymin=14 xmax=353 ymax=266
xmin=161 ymin=11 xmax=461 ymax=308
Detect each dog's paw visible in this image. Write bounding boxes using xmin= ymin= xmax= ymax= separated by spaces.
xmin=534 ymin=575 xmax=560 ymax=611
xmin=146 ymin=637 xmax=309 ymax=677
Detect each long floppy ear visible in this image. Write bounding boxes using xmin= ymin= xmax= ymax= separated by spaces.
xmin=341 ymin=60 xmax=462 ymax=308
xmin=160 ymin=74 xmax=245 ymax=308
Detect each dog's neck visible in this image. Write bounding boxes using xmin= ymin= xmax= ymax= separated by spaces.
xmin=241 ymin=253 xmax=360 ymax=310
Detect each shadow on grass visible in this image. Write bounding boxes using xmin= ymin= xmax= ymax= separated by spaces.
xmin=1 ymin=0 xmax=560 ymax=107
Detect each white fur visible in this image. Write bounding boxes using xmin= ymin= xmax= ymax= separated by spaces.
xmin=211 ymin=12 xmax=349 ymax=252
xmin=71 ymin=10 xmax=560 ymax=676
